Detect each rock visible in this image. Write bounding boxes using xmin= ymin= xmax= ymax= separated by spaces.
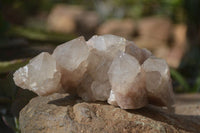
xmin=175 ymin=93 xmax=200 ymax=116
xmin=134 ymin=17 xmax=172 ymax=59
xmin=47 ymin=4 xmax=83 ymax=33
xmin=153 ymin=45 xmax=170 ymax=60
xmin=167 ymin=24 xmax=187 ymax=68
xmin=134 ymin=37 xmax=167 ymax=51
xmin=19 ymin=93 xmax=200 ymax=133
xmin=76 ymin=11 xmax=100 ymax=39
xmin=47 ymin=4 xmax=100 ymax=37
xmin=138 ymin=17 xmax=173 ymax=41
xmin=97 ymin=19 xmax=135 ymax=39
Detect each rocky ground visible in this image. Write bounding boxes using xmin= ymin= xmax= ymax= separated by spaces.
xmin=19 ymin=93 xmax=200 ymax=133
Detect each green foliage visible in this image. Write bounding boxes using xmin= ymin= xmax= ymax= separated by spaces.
xmin=97 ymin=0 xmax=184 ymax=22
xmin=193 ymin=74 xmax=200 ymax=92
xmin=8 ymin=26 xmax=76 ymax=43
xmin=171 ymin=67 xmax=200 ymax=93
xmin=0 ymin=59 xmax=29 ymax=74
xmin=0 ymin=13 xmax=9 ymax=36
xmin=170 ymin=68 xmax=189 ymax=92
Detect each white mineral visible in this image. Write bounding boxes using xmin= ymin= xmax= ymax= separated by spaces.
xmin=108 ymin=52 xmax=147 ymax=109
xmin=87 ymin=34 xmax=126 ymax=52
xmin=13 ymin=52 xmax=61 ymax=96
xmin=125 ymin=41 xmax=152 ymax=64
xmin=142 ymin=56 xmax=175 ymax=108
xmin=52 ymin=36 xmax=90 ymax=92
xmin=13 ymin=34 xmax=175 ymax=110
xmin=78 ymin=35 xmax=124 ymax=101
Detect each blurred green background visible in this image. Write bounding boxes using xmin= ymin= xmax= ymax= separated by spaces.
xmin=0 ymin=0 xmax=200 ymax=132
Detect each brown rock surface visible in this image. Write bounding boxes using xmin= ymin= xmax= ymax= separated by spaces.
xmin=138 ymin=17 xmax=172 ymax=41
xmin=134 ymin=17 xmax=172 ymax=59
xmin=47 ymin=4 xmax=83 ymax=33
xmin=19 ymin=93 xmax=200 ymax=133
xmin=97 ymin=19 xmax=135 ymax=39
xmin=167 ymin=24 xmax=187 ymax=68
xmin=175 ymin=93 xmax=200 ymax=116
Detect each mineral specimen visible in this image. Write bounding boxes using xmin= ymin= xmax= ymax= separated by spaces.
xmin=13 ymin=34 xmax=175 ymax=110
xmin=142 ymin=56 xmax=175 ymax=109
xmin=52 ymin=36 xmax=90 ymax=93
xmin=108 ymin=52 xmax=147 ymax=109
xmin=13 ymin=52 xmax=61 ymax=96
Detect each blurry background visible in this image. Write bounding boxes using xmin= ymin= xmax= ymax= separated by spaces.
xmin=0 ymin=0 xmax=200 ymax=132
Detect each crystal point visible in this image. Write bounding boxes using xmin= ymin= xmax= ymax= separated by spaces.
xmin=108 ymin=52 xmax=147 ymax=109
xmin=142 ymin=56 xmax=175 ymax=108
xmin=13 ymin=52 xmax=61 ymax=96
xmin=52 ymin=36 xmax=90 ymax=92
xmin=13 ymin=34 xmax=175 ymax=110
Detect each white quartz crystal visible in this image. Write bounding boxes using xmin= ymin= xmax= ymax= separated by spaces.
xmin=13 ymin=34 xmax=175 ymax=110
xmin=108 ymin=90 xmax=117 ymax=106
xmin=78 ymin=35 xmax=127 ymax=101
xmin=87 ymin=34 xmax=126 ymax=51
xmin=13 ymin=52 xmax=61 ymax=96
xmin=125 ymin=41 xmax=152 ymax=64
xmin=52 ymin=36 xmax=90 ymax=92
xmin=108 ymin=52 xmax=147 ymax=109
xmin=142 ymin=56 xmax=175 ymax=108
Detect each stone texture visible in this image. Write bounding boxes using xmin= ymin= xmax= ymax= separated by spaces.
xmin=138 ymin=17 xmax=172 ymax=41
xmin=19 ymin=93 xmax=200 ymax=133
xmin=76 ymin=11 xmax=99 ymax=38
xmin=175 ymin=93 xmax=200 ymax=116
xmin=13 ymin=52 xmax=61 ymax=96
xmin=167 ymin=24 xmax=187 ymax=68
xmin=47 ymin=4 xmax=83 ymax=33
xmin=134 ymin=17 xmax=173 ymax=63
xmin=97 ymin=19 xmax=135 ymax=39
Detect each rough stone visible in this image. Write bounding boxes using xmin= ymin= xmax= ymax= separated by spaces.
xmin=167 ymin=24 xmax=187 ymax=68
xmin=47 ymin=4 xmax=83 ymax=33
xmin=76 ymin=11 xmax=99 ymax=38
xmin=19 ymin=93 xmax=200 ymax=133
xmin=97 ymin=19 xmax=135 ymax=39
xmin=138 ymin=17 xmax=172 ymax=41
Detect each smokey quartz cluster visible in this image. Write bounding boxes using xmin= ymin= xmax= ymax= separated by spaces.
xmin=13 ymin=35 xmax=174 ymax=109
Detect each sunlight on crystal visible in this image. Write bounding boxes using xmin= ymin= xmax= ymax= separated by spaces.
xmin=13 ymin=34 xmax=174 ymax=109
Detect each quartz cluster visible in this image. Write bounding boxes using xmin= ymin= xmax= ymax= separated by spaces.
xmin=13 ymin=34 xmax=174 ymax=109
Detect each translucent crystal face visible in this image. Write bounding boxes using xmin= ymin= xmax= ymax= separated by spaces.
xmin=125 ymin=41 xmax=152 ymax=64
xmin=108 ymin=52 xmax=140 ymax=95
xmin=108 ymin=52 xmax=147 ymax=109
xmin=52 ymin=36 xmax=89 ymax=71
xmin=13 ymin=52 xmax=61 ymax=96
xmin=87 ymin=34 xmax=126 ymax=51
xmin=142 ymin=57 xmax=174 ymax=107
xmin=78 ymin=35 xmax=128 ymax=101
xmin=13 ymin=34 xmax=174 ymax=110
xmin=52 ymin=36 xmax=90 ymax=91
